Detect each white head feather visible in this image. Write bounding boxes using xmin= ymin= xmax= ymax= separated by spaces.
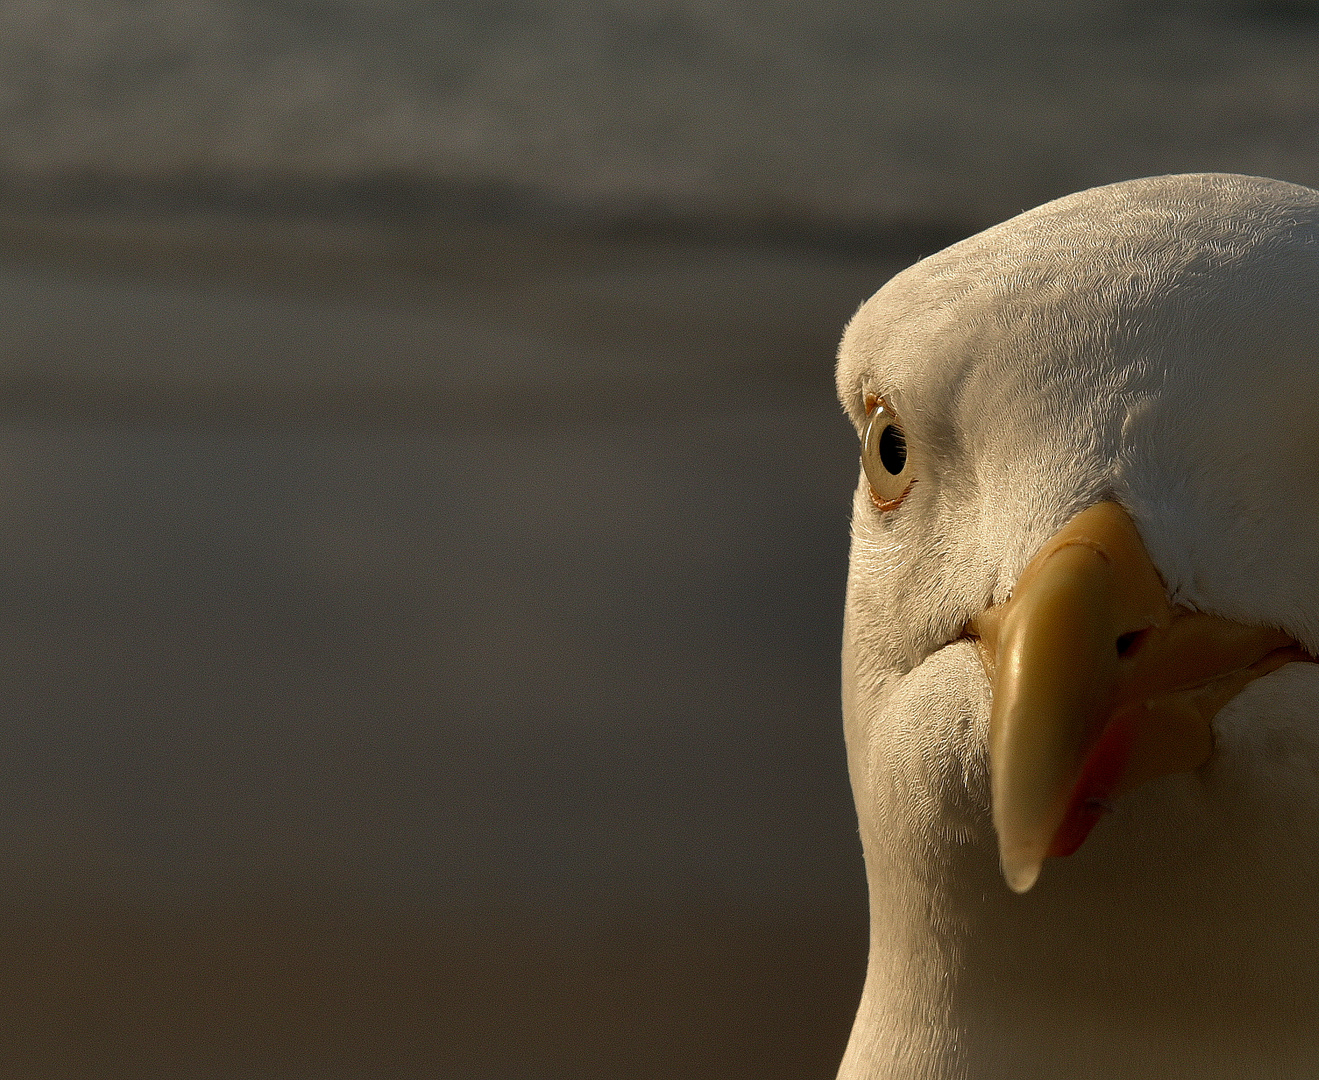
xmin=836 ymin=174 xmax=1319 ymax=1079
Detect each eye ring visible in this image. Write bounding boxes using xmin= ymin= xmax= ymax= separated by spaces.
xmin=861 ymin=400 xmax=913 ymax=510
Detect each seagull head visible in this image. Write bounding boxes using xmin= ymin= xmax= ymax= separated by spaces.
xmin=836 ymin=174 xmax=1319 ymax=1075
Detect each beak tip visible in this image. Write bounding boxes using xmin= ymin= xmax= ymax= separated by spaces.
xmin=1000 ymin=851 xmax=1044 ymax=894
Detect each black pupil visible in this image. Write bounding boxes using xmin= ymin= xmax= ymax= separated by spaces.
xmin=878 ymin=424 xmax=907 ymax=475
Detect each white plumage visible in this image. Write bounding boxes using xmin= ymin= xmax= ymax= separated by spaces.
xmin=836 ymin=174 xmax=1319 ymax=1078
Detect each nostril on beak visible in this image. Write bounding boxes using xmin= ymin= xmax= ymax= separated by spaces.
xmin=1115 ymin=629 xmax=1148 ymax=659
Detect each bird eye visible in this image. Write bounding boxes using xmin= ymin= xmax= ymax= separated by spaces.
xmin=861 ymin=403 xmax=912 ymax=509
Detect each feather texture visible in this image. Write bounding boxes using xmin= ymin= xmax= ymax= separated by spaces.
xmin=837 ymin=174 xmax=1319 ymax=1079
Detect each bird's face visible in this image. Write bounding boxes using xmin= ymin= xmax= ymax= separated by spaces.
xmin=837 ymin=175 xmax=1319 ymax=895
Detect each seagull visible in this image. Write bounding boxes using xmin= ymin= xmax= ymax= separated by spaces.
xmin=835 ymin=174 xmax=1319 ymax=1079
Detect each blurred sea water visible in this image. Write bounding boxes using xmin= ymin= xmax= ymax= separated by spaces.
xmin=2 ymin=0 xmax=1319 ymax=231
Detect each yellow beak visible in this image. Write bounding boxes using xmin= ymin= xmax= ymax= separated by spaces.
xmin=969 ymin=502 xmax=1310 ymax=893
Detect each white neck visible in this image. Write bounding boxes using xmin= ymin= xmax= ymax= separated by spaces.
xmin=840 ymin=659 xmax=1319 ymax=1080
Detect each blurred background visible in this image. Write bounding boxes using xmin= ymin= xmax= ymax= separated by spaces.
xmin=0 ymin=2 xmax=1318 ymax=1077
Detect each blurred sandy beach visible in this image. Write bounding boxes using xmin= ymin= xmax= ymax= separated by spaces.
xmin=0 ymin=208 xmax=901 ymax=1078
